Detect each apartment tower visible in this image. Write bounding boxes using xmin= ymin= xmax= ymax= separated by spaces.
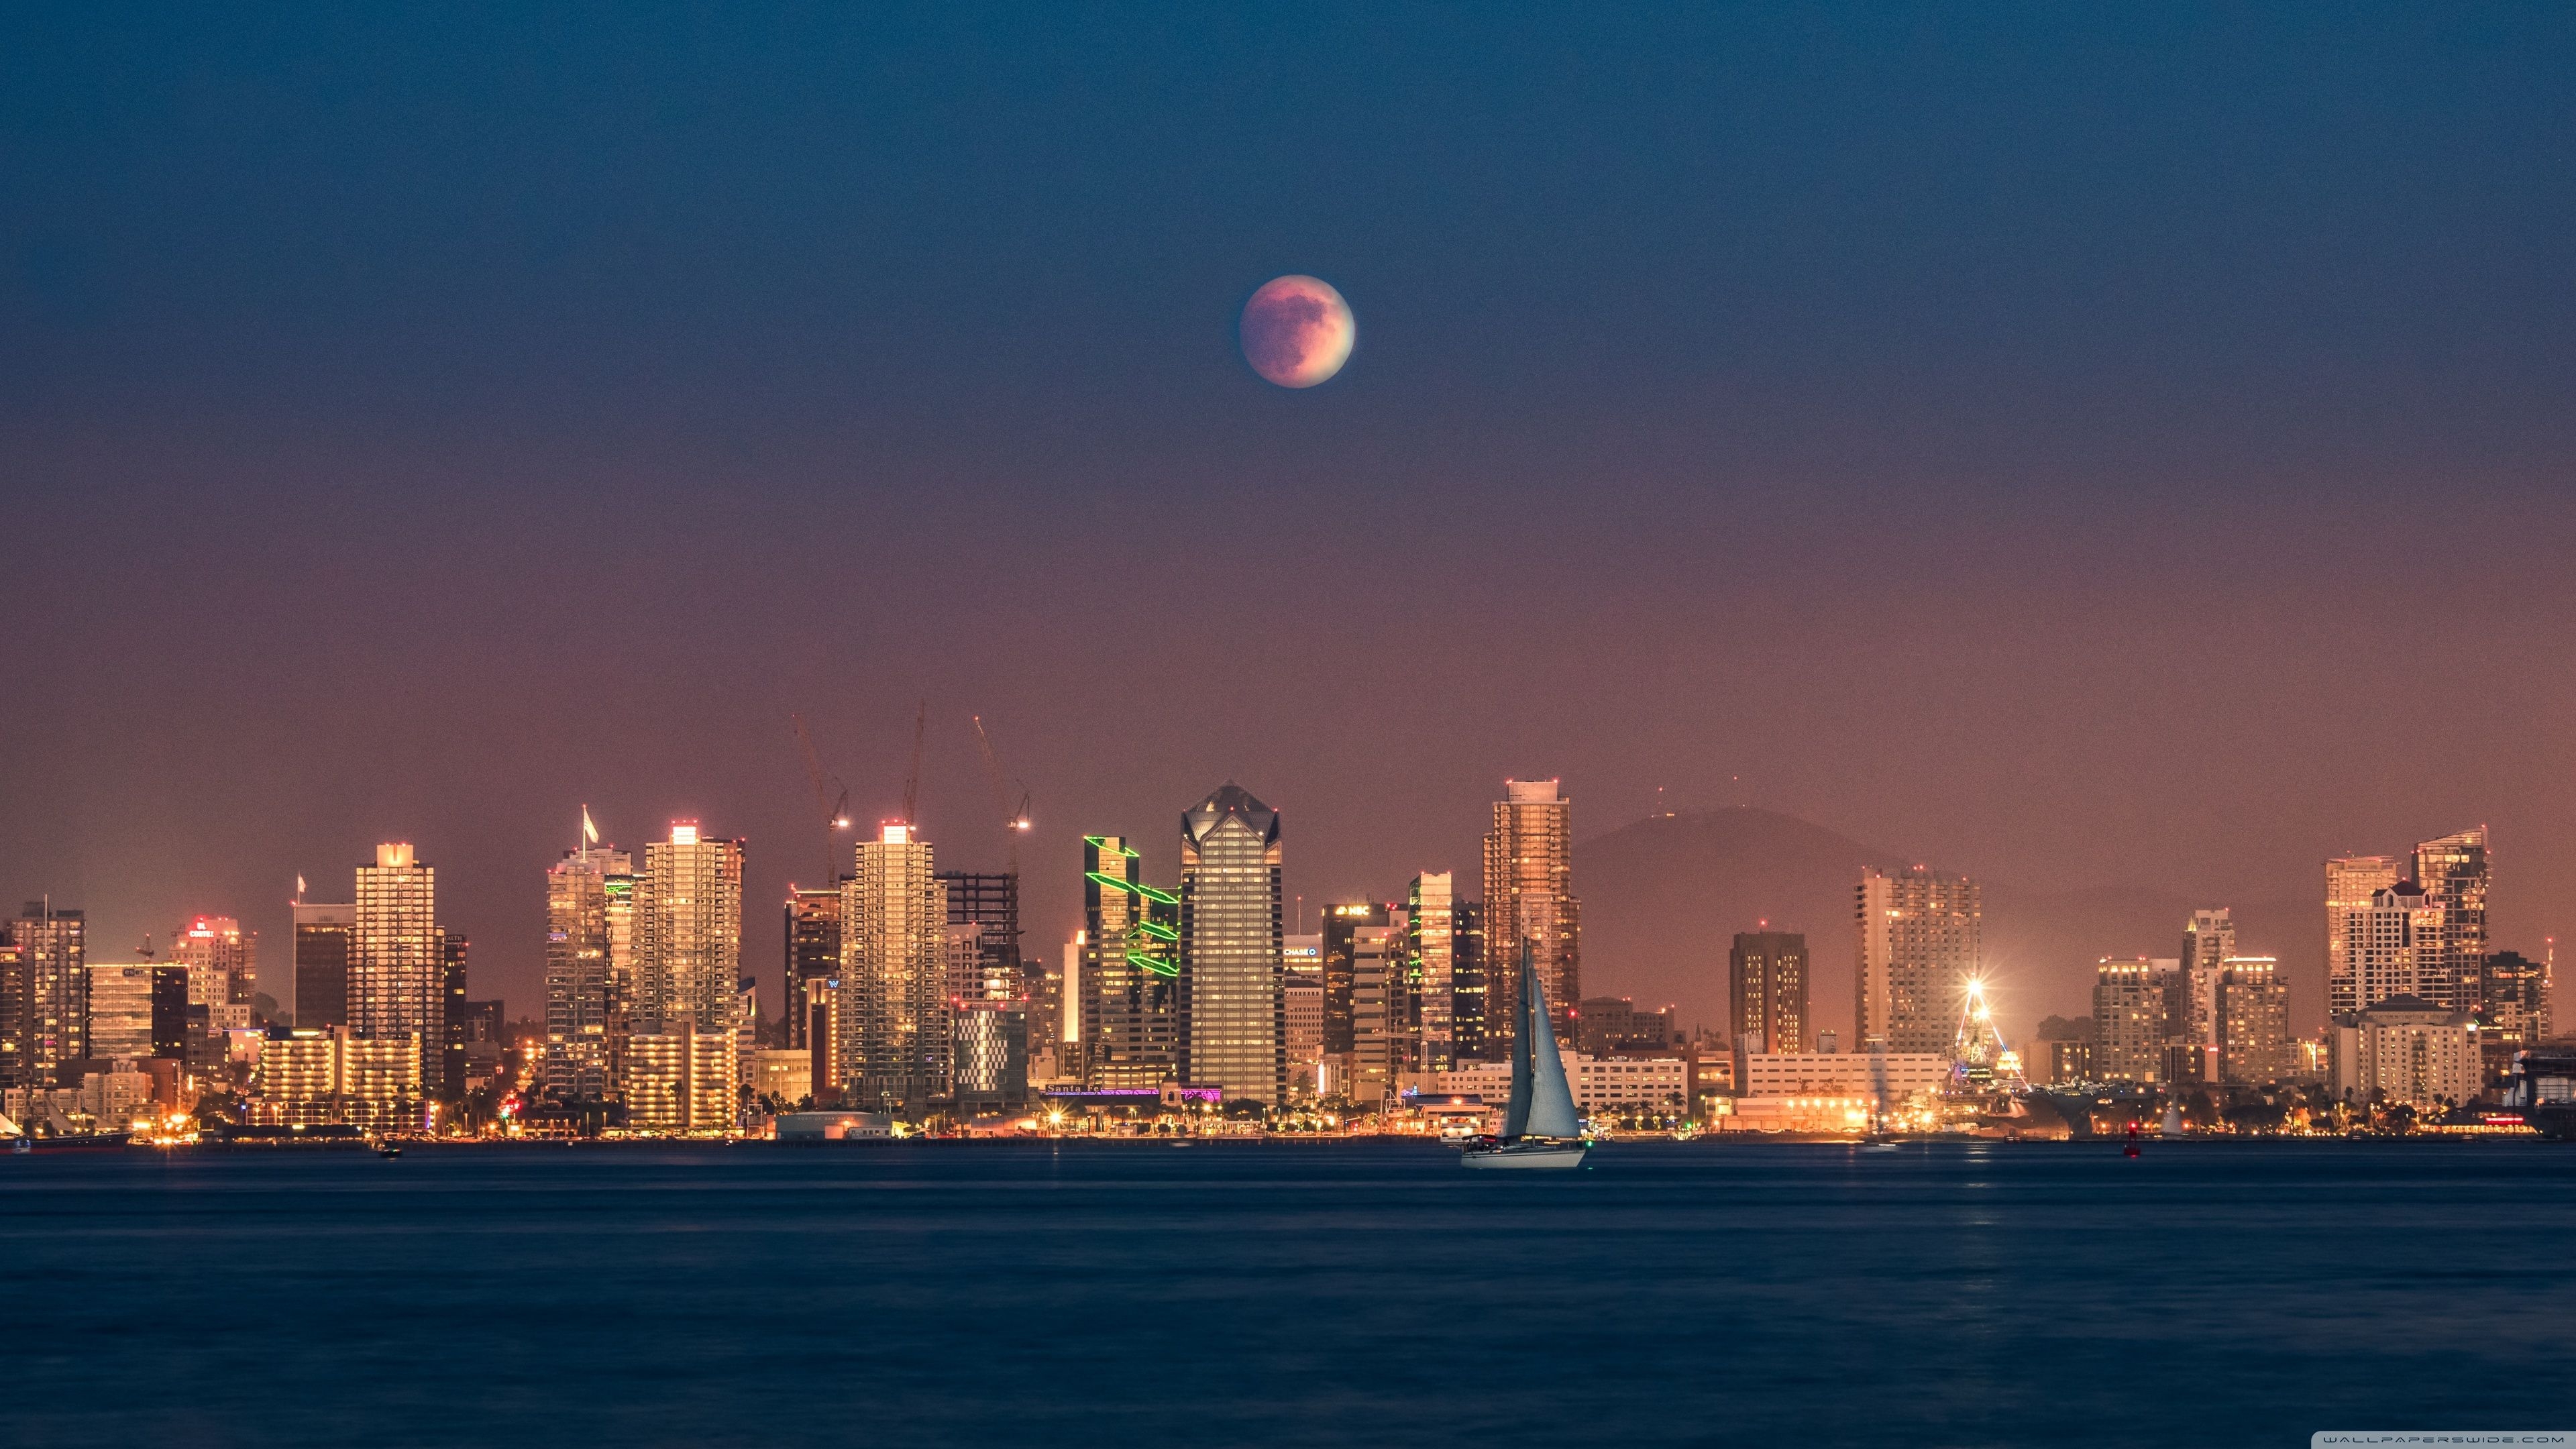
xmin=1482 ymin=779 xmax=1579 ymax=1045
xmin=1856 ymin=867 xmax=1981 ymax=1054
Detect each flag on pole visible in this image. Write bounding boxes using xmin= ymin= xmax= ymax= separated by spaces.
xmin=294 ymin=875 xmax=306 ymax=899
xmin=582 ymin=806 xmax=599 ymax=845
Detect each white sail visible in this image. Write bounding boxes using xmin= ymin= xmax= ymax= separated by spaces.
xmin=1519 ymin=945 xmax=1583 ymax=1141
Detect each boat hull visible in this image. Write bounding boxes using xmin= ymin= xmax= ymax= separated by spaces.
xmin=1460 ymin=1139 xmax=1589 ymax=1170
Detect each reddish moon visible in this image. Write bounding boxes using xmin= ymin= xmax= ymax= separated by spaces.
xmin=1240 ymin=275 xmax=1354 ymax=388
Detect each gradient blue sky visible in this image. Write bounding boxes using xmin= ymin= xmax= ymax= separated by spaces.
xmin=6 ymin=5 xmax=2573 ymax=1029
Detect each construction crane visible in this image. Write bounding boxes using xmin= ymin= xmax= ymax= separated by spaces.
xmin=900 ymin=699 xmax=928 ymax=828
xmin=790 ymin=712 xmax=852 ymax=884
xmin=970 ymin=713 xmax=1033 ymax=875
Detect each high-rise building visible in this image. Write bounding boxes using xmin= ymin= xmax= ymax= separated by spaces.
xmin=1856 ymin=869 xmax=1980 ymax=1054
xmin=602 ymin=861 xmax=639 ymax=1093
xmin=733 ymin=976 xmax=761 ymax=1089
xmin=440 ymin=930 xmax=469 ymax=1102
xmin=1283 ymin=932 xmax=1324 ymax=1095
xmin=1345 ymin=910 xmax=1405 ymax=1106
xmin=291 ymin=900 xmax=354 ymax=1030
xmin=1320 ymin=902 xmax=1386 ymax=1061
xmin=4 ymin=903 xmax=86 ymax=1088
xmin=169 ymin=916 xmax=256 ymax=1031
xmin=2345 ymin=883 xmax=2438 ymax=1014
xmin=1179 ymin=784 xmax=1286 ymax=1106
xmin=635 ymin=823 xmax=745 ymax=1038
xmin=1406 ymin=872 xmax=1460 ymax=1071
xmin=840 ymin=823 xmax=949 ymax=1114
xmin=2478 ymin=950 xmax=2551 ymax=1057
xmin=938 ymin=872 xmax=1022 ymax=1004
xmin=1729 ymin=930 xmax=1809 ymax=1055
xmin=2180 ymin=908 xmax=2236 ymax=1055
xmin=353 ymin=844 xmax=441 ymax=1091
xmin=782 ymin=887 xmax=842 ymax=1051
xmin=2218 ymin=957 xmax=2291 ymax=1083
xmin=1451 ymin=900 xmax=1489 ymax=1061
xmin=1080 ymin=835 xmax=1178 ymax=1089
xmin=1483 ymin=779 xmax=1579 ymax=1044
xmin=2092 ymin=959 xmax=2165 ymax=1082
xmin=85 ymin=963 xmax=187 ymax=1062
xmin=2326 ymin=855 xmax=2403 ymax=1018
xmin=2412 ymin=827 xmax=2490 ymax=1012
xmin=544 ymin=845 xmax=629 ymax=1103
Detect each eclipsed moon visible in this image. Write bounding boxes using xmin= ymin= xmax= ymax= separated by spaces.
xmin=1240 ymin=275 xmax=1354 ymax=388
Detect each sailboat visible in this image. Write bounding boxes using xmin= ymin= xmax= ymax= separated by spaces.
xmin=1461 ymin=943 xmax=1590 ymax=1170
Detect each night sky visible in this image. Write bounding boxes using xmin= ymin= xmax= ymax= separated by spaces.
xmin=7 ymin=6 xmax=2575 ymax=1034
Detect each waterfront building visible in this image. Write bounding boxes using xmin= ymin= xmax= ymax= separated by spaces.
xmin=1081 ymin=835 xmax=1177 ymax=1089
xmin=1856 ymin=868 xmax=1980 ymax=1054
xmin=250 ymin=1025 xmax=421 ymax=1130
xmin=3 ymin=902 xmax=87 ymax=1088
xmin=1179 ymin=784 xmax=1286 ymax=1107
xmin=622 ymin=1024 xmax=736 ymax=1134
xmin=2092 ymin=959 xmax=2167 ymax=1082
xmin=2217 ymin=957 xmax=2292 ymax=1083
xmin=953 ymin=999 xmax=1028 ymax=1112
xmin=290 ymin=900 xmax=354 ymax=1030
xmin=2029 ymin=1019 xmax=2096 ymax=1086
xmin=782 ymin=887 xmax=842 ymax=1052
xmin=1482 ymin=778 xmax=1580 ymax=1044
xmin=750 ymin=1046 xmax=812 ymax=1108
xmin=1437 ymin=1051 xmax=1687 ymax=1116
xmin=2345 ymin=884 xmax=2439 ymax=1013
xmin=1407 ymin=872 xmax=1459 ymax=1071
xmin=840 ymin=823 xmax=949 ymax=1114
xmin=2330 ymin=996 xmax=2481 ymax=1110
xmin=2412 ymin=828 xmax=2490 ymax=1012
xmin=1734 ymin=1049 xmax=1951 ymax=1102
xmin=353 ymin=845 xmax=442 ymax=1092
xmin=2180 ymin=908 xmax=2235 ymax=1063
xmin=1729 ymin=930 xmax=1809 ymax=1055
xmin=543 ymin=845 xmax=629 ymax=1103
xmin=2325 ymin=853 xmax=2404 ymax=1018
xmin=86 ymin=963 xmax=187 ymax=1062
xmin=635 ymin=823 xmax=745 ymax=1042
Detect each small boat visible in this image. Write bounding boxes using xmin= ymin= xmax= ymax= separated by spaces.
xmin=376 ymin=1142 xmax=403 ymax=1159
xmin=1462 ymin=943 xmax=1589 ymax=1171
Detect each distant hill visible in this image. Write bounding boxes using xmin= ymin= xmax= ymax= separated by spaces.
xmin=1572 ymin=806 xmax=2323 ymax=1047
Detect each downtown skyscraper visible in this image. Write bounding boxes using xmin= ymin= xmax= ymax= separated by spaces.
xmin=1729 ymin=930 xmax=1809 ymax=1055
xmin=2410 ymin=827 xmax=2489 ymax=1012
xmin=1079 ymin=833 xmax=1177 ymax=1089
xmin=1856 ymin=867 xmax=1981 ymax=1055
xmin=2324 ymin=854 xmax=2402 ymax=1016
xmin=1406 ymin=871 xmax=1461 ymax=1072
xmin=631 ymin=823 xmax=743 ymax=1130
xmin=839 ymin=822 xmax=949 ymax=1113
xmin=1179 ymin=785 xmax=1285 ymax=1106
xmin=2 ymin=901 xmax=86 ymax=1089
xmin=1483 ymin=778 xmax=1579 ymax=1045
xmin=544 ymin=839 xmax=630 ymax=1103
xmin=353 ymin=844 xmax=441 ymax=1094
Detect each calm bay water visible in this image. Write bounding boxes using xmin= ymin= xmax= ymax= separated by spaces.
xmin=7 ymin=1138 xmax=2572 ymax=1448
